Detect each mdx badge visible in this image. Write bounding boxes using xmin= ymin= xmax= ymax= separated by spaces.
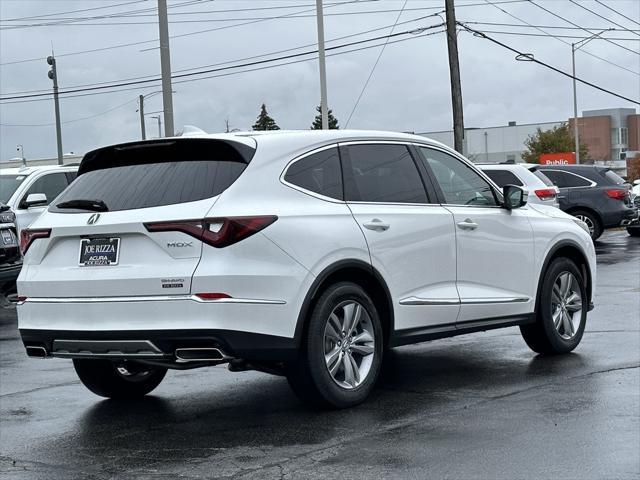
xmin=167 ymin=241 xmax=193 ymax=248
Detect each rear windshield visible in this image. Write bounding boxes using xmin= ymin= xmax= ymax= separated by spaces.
xmin=50 ymin=140 xmax=250 ymax=213
xmin=531 ymin=169 xmax=554 ymax=186
xmin=602 ymin=169 xmax=625 ymax=185
xmin=0 ymin=174 xmax=28 ymax=204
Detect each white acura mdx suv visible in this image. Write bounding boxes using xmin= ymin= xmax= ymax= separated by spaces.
xmin=17 ymin=130 xmax=595 ymax=408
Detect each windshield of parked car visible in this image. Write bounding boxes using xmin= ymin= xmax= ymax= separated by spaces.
xmin=0 ymin=174 xmax=28 ymax=204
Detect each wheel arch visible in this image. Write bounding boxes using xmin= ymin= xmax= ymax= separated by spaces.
xmin=293 ymin=260 xmax=394 ymax=349
xmin=536 ymin=240 xmax=593 ymax=309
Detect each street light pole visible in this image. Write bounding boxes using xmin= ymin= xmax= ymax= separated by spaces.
xmin=315 ymin=0 xmax=328 ymax=129
xmin=570 ymin=29 xmax=611 ymax=164
xmin=16 ymin=144 xmax=26 ymax=168
xmin=151 ymin=115 xmax=162 ymax=138
xmin=47 ymin=55 xmax=64 ymax=165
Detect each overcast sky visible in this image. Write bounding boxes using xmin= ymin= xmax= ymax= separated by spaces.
xmin=0 ymin=0 xmax=638 ymax=160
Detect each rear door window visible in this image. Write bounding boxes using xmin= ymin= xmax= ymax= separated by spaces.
xmin=20 ymin=172 xmax=69 ymax=208
xmin=284 ymin=147 xmax=343 ymax=200
xmin=482 ymin=169 xmax=523 ymax=187
xmin=341 ymin=144 xmax=428 ymax=203
xmin=50 ymin=140 xmax=250 ymax=213
xmin=542 ymin=170 xmax=592 ymax=188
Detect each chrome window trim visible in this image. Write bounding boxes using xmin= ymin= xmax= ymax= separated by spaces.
xmin=541 ymin=169 xmax=597 ymax=189
xmin=21 ymin=295 xmax=286 ymax=305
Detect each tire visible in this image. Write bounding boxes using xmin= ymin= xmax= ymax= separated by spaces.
xmin=571 ymin=210 xmax=602 ymax=241
xmin=520 ymin=257 xmax=588 ymax=355
xmin=286 ymin=282 xmax=383 ymax=409
xmin=73 ymin=359 xmax=167 ymax=399
xmin=627 ymin=225 xmax=640 ymax=237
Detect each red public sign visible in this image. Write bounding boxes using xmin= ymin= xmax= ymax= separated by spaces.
xmin=539 ymin=152 xmax=576 ymax=165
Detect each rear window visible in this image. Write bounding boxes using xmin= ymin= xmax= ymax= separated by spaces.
xmin=482 ymin=169 xmax=523 ymax=187
xmin=531 ymin=169 xmax=554 ymax=186
xmin=284 ymin=147 xmax=343 ymax=200
xmin=602 ymin=169 xmax=625 ymax=185
xmin=50 ymin=140 xmax=250 ymax=213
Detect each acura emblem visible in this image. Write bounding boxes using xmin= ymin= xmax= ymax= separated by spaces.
xmin=87 ymin=213 xmax=101 ymax=225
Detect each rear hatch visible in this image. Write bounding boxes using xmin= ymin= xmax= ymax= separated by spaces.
xmin=21 ymin=138 xmax=254 ymax=298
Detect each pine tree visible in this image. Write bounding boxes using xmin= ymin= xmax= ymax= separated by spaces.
xmin=252 ymin=104 xmax=280 ymax=131
xmin=311 ymin=105 xmax=339 ymax=130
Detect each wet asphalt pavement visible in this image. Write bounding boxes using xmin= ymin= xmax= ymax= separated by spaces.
xmin=0 ymin=230 xmax=638 ymax=480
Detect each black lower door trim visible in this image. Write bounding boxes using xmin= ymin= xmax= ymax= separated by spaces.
xmin=390 ymin=313 xmax=535 ymax=347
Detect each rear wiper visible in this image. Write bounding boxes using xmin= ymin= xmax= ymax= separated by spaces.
xmin=56 ymin=199 xmax=109 ymax=212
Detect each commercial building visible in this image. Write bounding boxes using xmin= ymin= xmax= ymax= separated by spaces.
xmin=419 ymin=107 xmax=640 ymax=175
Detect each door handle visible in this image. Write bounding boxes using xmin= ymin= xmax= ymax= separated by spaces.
xmin=363 ymin=219 xmax=390 ymax=231
xmin=456 ymin=218 xmax=478 ymax=230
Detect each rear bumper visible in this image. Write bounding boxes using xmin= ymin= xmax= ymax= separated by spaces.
xmin=20 ymin=328 xmax=297 ymax=362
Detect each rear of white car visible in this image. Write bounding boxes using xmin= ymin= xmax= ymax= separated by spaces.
xmin=479 ymin=163 xmax=560 ymax=208
xmin=18 ymin=137 xmax=307 ymax=362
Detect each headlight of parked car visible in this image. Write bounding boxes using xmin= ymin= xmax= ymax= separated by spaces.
xmin=0 ymin=211 xmax=16 ymax=223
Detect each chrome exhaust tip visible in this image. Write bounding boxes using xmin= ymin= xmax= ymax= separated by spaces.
xmin=174 ymin=347 xmax=229 ymax=363
xmin=26 ymin=346 xmax=48 ymax=358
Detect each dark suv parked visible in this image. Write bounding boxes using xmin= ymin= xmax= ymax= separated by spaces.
xmin=534 ymin=165 xmax=637 ymax=240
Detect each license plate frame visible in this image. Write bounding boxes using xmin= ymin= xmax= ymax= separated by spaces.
xmin=78 ymin=237 xmax=120 ymax=267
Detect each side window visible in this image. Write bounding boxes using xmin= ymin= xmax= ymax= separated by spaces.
xmin=21 ymin=172 xmax=69 ymax=208
xmin=342 ymin=144 xmax=428 ymax=203
xmin=418 ymin=147 xmax=498 ymax=206
xmin=284 ymin=147 xmax=342 ymax=200
xmin=543 ymin=170 xmax=591 ymax=188
xmin=482 ymin=169 xmax=523 ymax=187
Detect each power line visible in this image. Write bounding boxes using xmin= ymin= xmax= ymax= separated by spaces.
xmin=0 ymin=0 xmax=525 ymax=66
xmin=0 ymin=98 xmax=137 ymax=127
xmin=0 ymin=23 xmax=445 ymax=103
xmin=458 ymin=20 xmax=640 ymax=33
xmin=345 ymin=0 xmax=409 ymax=127
xmin=0 ymin=28 xmax=445 ymax=107
xmin=482 ymin=0 xmax=639 ymax=76
xmin=594 ymin=0 xmax=640 ymax=27
xmin=472 ymin=28 xmax=639 ymax=42
xmin=0 ymin=0 xmax=147 ymax=22
xmin=568 ymin=0 xmax=640 ymax=38
xmin=457 ymin=22 xmax=640 ymax=104
xmin=528 ymin=0 xmax=639 ymax=56
xmin=1 ymin=13 xmax=441 ymax=97
xmin=0 ymin=0 xmax=371 ymax=65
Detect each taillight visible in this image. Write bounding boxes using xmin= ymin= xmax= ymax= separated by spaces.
xmin=20 ymin=228 xmax=51 ymax=255
xmin=605 ymin=188 xmax=628 ymax=201
xmin=144 ymin=216 xmax=277 ymax=248
xmin=535 ymin=188 xmax=557 ymax=200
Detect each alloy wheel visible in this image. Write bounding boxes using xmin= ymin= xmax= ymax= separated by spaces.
xmin=574 ymin=214 xmax=595 ymax=237
xmin=551 ymin=271 xmax=583 ymax=340
xmin=323 ymin=301 xmax=375 ymax=389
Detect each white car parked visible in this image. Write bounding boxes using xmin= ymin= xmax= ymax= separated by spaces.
xmin=0 ymin=165 xmax=78 ymax=236
xmin=17 ymin=131 xmax=595 ymax=408
xmin=478 ymin=163 xmax=560 ymax=208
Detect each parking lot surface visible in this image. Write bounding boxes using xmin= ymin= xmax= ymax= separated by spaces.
xmin=1 ymin=230 xmax=638 ymax=480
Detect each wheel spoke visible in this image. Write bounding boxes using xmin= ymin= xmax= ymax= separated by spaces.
xmin=562 ymin=311 xmax=574 ymax=336
xmin=325 ymin=321 xmax=341 ymax=341
xmin=327 ymin=349 xmax=343 ymax=377
xmin=348 ymin=304 xmax=362 ymax=337
xmin=559 ymin=273 xmax=571 ymax=299
xmin=329 ymin=313 xmax=342 ymax=336
xmin=565 ymin=293 xmax=582 ymax=313
xmin=342 ymin=352 xmax=356 ymax=386
xmin=325 ymin=347 xmax=341 ymax=369
xmin=350 ymin=343 xmax=374 ymax=356
xmin=341 ymin=303 xmax=355 ymax=334
xmin=552 ymin=284 xmax=562 ymax=305
xmin=348 ymin=353 xmax=360 ymax=384
xmin=552 ymin=307 xmax=563 ymax=329
xmin=352 ymin=330 xmax=373 ymax=344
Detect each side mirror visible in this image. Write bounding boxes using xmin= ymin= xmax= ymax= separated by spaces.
xmin=502 ymin=185 xmax=526 ymax=210
xmin=25 ymin=193 xmax=47 ymax=208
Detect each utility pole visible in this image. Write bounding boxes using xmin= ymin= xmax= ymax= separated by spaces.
xmin=47 ymin=55 xmax=64 ymax=165
xmin=445 ymin=0 xmax=464 ymax=154
xmin=315 ymin=0 xmax=328 ymax=129
xmin=139 ymin=94 xmax=146 ymax=140
xmin=157 ymin=0 xmax=174 ymax=137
